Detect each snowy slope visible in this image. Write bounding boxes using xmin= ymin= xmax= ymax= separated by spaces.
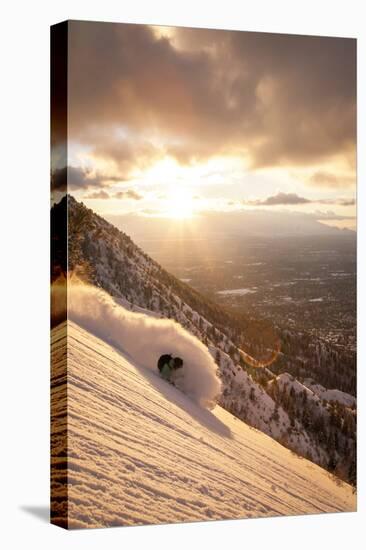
xmin=303 ymin=378 xmax=356 ymax=408
xmin=273 ymin=373 xmax=356 ymax=409
xmin=51 ymin=321 xmax=356 ymax=529
xmin=51 ymin=196 xmax=356 ymax=482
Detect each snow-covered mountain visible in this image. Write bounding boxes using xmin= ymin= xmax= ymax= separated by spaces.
xmin=51 ymin=321 xmax=356 ymax=529
xmin=51 ymin=195 xmax=356 ymax=484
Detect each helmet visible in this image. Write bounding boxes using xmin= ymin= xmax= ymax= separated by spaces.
xmin=173 ymin=357 xmax=183 ymax=369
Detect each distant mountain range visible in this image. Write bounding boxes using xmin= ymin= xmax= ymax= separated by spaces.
xmin=51 ymin=195 xmax=356 ymax=484
xmin=105 ymin=208 xmax=356 ymax=244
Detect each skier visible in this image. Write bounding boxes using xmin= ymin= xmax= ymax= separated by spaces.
xmin=157 ymin=354 xmax=184 ymax=383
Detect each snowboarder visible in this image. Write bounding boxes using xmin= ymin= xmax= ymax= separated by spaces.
xmin=157 ymin=354 xmax=183 ymax=383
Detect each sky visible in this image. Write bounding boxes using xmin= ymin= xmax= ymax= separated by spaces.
xmin=52 ymin=21 xmax=356 ymax=231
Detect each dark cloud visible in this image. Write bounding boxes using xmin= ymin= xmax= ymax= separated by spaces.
xmin=51 ymin=165 xmax=124 ymax=192
xmin=245 ymin=192 xmax=311 ymax=206
xmin=90 ymin=134 xmax=163 ymax=178
xmin=51 ymin=166 xmax=68 ymax=191
xmin=227 ymin=32 xmax=356 ymax=168
xmin=67 ymin=166 xmax=111 ymax=190
xmin=66 ymin=21 xmax=356 ymax=173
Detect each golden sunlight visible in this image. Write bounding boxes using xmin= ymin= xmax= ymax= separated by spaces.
xmin=165 ymin=188 xmax=195 ymax=219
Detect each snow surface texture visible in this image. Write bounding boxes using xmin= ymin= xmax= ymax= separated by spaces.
xmin=51 ymin=321 xmax=356 ymax=529
xmin=54 ymin=278 xmax=221 ymax=409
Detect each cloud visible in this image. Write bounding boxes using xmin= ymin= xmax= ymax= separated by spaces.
xmin=84 ymin=189 xmax=144 ymax=200
xmin=310 ymin=210 xmax=356 ymax=221
xmin=51 ymin=166 xmax=68 ymax=191
xmin=308 ymin=171 xmax=356 ymax=188
xmin=332 ymin=198 xmax=356 ymax=206
xmin=90 ymin=133 xmax=163 ymax=179
xmin=84 ymin=190 xmax=110 ymax=199
xmin=245 ymin=192 xmax=311 ymax=206
xmin=51 ymin=165 xmax=123 ymax=191
xmin=318 ymin=197 xmax=356 ymax=206
xmin=114 ymin=190 xmax=143 ymax=200
xmin=243 ymin=192 xmax=356 ymax=207
xmin=64 ymin=21 xmax=356 ymax=173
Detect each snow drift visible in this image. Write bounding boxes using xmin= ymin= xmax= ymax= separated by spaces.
xmin=52 ymin=277 xmax=221 ymax=408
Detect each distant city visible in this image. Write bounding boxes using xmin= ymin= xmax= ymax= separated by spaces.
xmin=139 ymin=233 xmax=356 ymax=354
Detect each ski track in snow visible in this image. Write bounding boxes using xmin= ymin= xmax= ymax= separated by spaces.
xmin=51 ymin=322 xmax=356 ymax=529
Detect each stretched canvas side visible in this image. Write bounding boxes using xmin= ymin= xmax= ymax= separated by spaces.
xmin=50 ymin=21 xmax=68 ymax=529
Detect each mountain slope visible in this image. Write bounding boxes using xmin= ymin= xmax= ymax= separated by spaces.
xmin=51 ymin=196 xmax=356 ymax=484
xmin=51 ymin=321 xmax=356 ymax=529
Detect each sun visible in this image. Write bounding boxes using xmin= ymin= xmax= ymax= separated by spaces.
xmin=165 ymin=189 xmax=195 ymax=219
